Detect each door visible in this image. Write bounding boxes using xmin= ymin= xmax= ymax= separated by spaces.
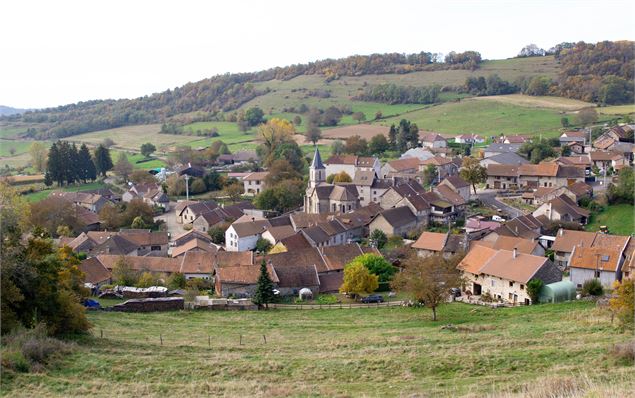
xmin=494 ymin=181 xmax=501 ymax=189
xmin=473 ymin=283 xmax=482 ymax=295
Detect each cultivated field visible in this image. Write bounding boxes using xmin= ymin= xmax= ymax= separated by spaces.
xmin=1 ymin=302 xmax=632 ymax=397
xmin=321 ymin=124 xmax=390 ymax=140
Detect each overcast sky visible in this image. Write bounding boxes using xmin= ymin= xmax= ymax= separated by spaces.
xmin=1 ymin=0 xmax=633 ymax=109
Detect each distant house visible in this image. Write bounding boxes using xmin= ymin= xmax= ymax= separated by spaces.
xmin=191 ymin=202 xmax=255 ymax=232
xmin=556 ymin=156 xmax=591 ymax=173
xmin=454 ymin=134 xmax=485 ymax=144
xmin=487 ymin=214 xmax=544 ymax=241
xmin=502 ymin=135 xmax=530 ymax=144
xmin=242 ymin=171 xmax=270 ymax=196
xmin=178 ymin=201 xmax=219 ymax=224
xmin=214 ymin=264 xmax=278 ymax=297
xmin=480 ymin=152 xmax=529 ymax=167
xmin=353 ymin=171 xmax=391 ymax=206
xmin=400 ymin=147 xmax=434 ymax=161
xmin=419 ymin=156 xmax=460 ymax=180
xmin=274 ymin=264 xmax=321 ymax=297
xmin=589 ymin=151 xmax=626 ymax=173
xmin=518 ymin=163 xmax=585 ymax=189
xmin=225 ymin=219 xmax=271 ymax=251
xmin=473 ymin=235 xmax=545 ymax=257
xmin=261 ymin=225 xmax=297 ymax=246
xmin=381 ymin=157 xmax=420 ymax=178
xmin=175 ymin=163 xmax=206 ymax=177
xmin=438 ymin=175 xmax=471 ymax=202
xmin=122 ymin=183 xmax=168 ymax=209
xmin=65 ymin=230 xmax=168 ymax=257
xmin=412 ymin=231 xmax=466 ymax=258
xmin=324 ymin=155 xmax=381 ymax=179
xmin=559 ymin=131 xmax=587 ymax=146
xmin=551 ymin=229 xmax=598 ymax=267
xmin=485 ymin=164 xmax=519 ymax=190
xmin=566 ymin=141 xmax=586 ymax=154
xmin=79 ymin=257 xmax=112 ymax=287
xmin=458 ymin=246 xmax=561 ymax=305
xmin=419 ymin=133 xmax=447 ymax=148
xmin=171 ymin=238 xmax=220 ymax=258
xmin=50 ymin=191 xmax=109 ymax=213
xmin=483 ymin=143 xmax=522 ymax=158
xmin=369 ymin=206 xmax=418 ymax=237
xmin=232 ymin=150 xmax=259 ymax=164
xmin=569 ymin=246 xmax=624 ymax=288
xmin=533 ymin=194 xmax=590 ymax=225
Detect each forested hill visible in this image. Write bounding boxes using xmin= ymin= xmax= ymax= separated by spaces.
xmin=3 ymin=41 xmax=633 ymax=140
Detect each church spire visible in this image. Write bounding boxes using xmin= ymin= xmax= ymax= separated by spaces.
xmin=310 ymin=146 xmax=324 ymax=169
xmin=309 ymin=146 xmax=325 ymax=188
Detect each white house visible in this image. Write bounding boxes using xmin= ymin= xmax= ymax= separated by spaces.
xmin=225 ymin=219 xmax=270 ymax=251
xmin=324 ymin=155 xmax=381 ymax=179
xmin=242 ymin=171 xmax=269 ymax=196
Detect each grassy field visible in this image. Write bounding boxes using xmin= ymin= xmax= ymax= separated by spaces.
xmin=22 ymin=181 xmax=107 ymax=202
xmin=63 ymin=124 xmax=191 ymax=152
xmin=1 ymin=301 xmax=633 ymax=397
xmin=470 ymin=94 xmax=593 ymax=111
xmin=586 ymin=204 xmax=634 ymax=236
xmin=378 ymin=98 xmax=607 ymax=138
xmin=598 ymin=104 xmax=635 ymax=115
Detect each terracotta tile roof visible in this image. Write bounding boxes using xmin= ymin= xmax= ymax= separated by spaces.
xmin=279 ymin=233 xmax=313 ymax=251
xmin=179 ymin=251 xmax=215 ymax=274
xmin=458 ymin=245 xmax=498 ymax=274
xmin=557 ymin=156 xmax=591 ymax=166
xmin=590 ymin=151 xmax=623 ymax=161
xmin=487 ymin=164 xmax=519 ymax=177
xmin=387 ymin=157 xmax=421 ymax=172
xmin=273 ymin=264 xmax=320 ymax=288
xmin=545 ymin=195 xmax=590 ymax=218
xmin=442 ymin=175 xmax=469 ymax=189
xmin=119 ymin=230 xmax=169 ymax=246
xmin=231 ymin=219 xmax=271 ymax=237
xmin=479 ymin=236 xmax=539 ymax=254
xmin=568 ymin=182 xmax=593 ymax=197
xmin=321 ymin=244 xmax=376 ymax=271
xmin=79 ymin=257 xmax=112 ymax=284
xmin=325 ymin=155 xmax=376 ymax=166
xmin=519 ymin=162 xmax=559 ymax=177
xmin=171 ymin=229 xmax=212 ymax=246
xmin=95 ymin=255 xmax=182 ymax=273
xmin=243 ymin=171 xmax=270 ymax=181
xmin=561 ymin=131 xmax=587 ymax=138
xmin=412 ymin=232 xmax=447 ymax=251
xmin=353 ymin=170 xmax=376 ymax=186
xmin=171 ymin=238 xmax=219 ymax=257
xmin=174 ymin=200 xmax=197 ymax=214
xmin=421 ymin=156 xmax=453 ymax=166
xmin=393 ymin=180 xmax=426 ymax=197
xmin=290 ymin=213 xmax=332 ymax=229
xmin=479 ymin=250 xmax=549 ymax=283
xmin=336 ymin=203 xmax=383 ymax=229
xmin=181 ymin=201 xmax=220 ymax=217
xmin=420 ymin=132 xmax=446 ymax=142
xmin=213 ymin=251 xmax=254 ymax=268
xmin=570 ymin=246 xmax=622 ymax=272
xmin=319 ymin=272 xmax=343 ymax=293
xmin=556 ymin=165 xmax=585 ymax=178
xmin=552 ymin=230 xmax=597 ymax=253
xmin=264 ymin=225 xmax=296 ymax=242
xmin=267 ymin=247 xmax=328 ymax=273
xmin=591 ymin=234 xmax=630 ymax=252
xmin=435 ymin=185 xmax=466 ymax=206
xmin=376 ymin=206 xmax=417 ymax=228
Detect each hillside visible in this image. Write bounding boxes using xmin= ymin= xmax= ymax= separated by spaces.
xmin=1 ymin=302 xmax=632 ymax=397
xmin=0 ymin=106 xmax=31 ymax=116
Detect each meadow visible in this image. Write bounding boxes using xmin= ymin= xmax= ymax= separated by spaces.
xmin=1 ymin=301 xmax=632 ymax=397
xmin=22 ymin=181 xmax=107 ymax=202
xmin=586 ymin=204 xmax=635 ymax=236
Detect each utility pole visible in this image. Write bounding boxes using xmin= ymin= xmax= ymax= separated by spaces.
xmin=184 ymin=174 xmax=190 ymax=201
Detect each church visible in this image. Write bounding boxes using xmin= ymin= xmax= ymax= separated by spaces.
xmin=304 ymin=147 xmax=360 ymax=214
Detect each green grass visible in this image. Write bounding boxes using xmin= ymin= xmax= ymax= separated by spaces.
xmin=0 ymin=139 xmax=35 ymax=157
xmin=22 ymin=181 xmax=107 ymax=203
xmin=110 ymin=150 xmax=167 ymax=170
xmin=0 ymin=126 xmax=28 ymax=139
xmin=598 ymin=104 xmax=635 ymax=115
xmin=378 ymin=98 xmax=615 ymax=138
xmin=586 ymin=204 xmax=634 ymax=236
xmin=1 ymin=301 xmax=632 ymax=397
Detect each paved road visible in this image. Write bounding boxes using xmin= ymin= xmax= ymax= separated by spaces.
xmin=477 ymin=192 xmax=525 ymax=219
xmin=154 ymin=202 xmax=182 ymax=239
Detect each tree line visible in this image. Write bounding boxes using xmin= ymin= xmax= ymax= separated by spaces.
xmin=45 ymin=141 xmax=109 ymax=187
xmin=355 ymin=84 xmax=440 ymax=104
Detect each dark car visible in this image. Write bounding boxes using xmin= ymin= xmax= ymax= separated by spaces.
xmin=361 ymin=294 xmax=384 ymax=303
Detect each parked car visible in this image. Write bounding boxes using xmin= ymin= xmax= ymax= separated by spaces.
xmin=492 ymin=215 xmax=506 ymax=222
xmin=361 ymin=294 xmax=384 ymax=303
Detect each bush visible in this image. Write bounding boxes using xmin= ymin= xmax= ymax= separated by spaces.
xmin=611 ymin=340 xmax=635 ymax=365
xmin=316 ymin=295 xmax=338 ymax=304
xmin=1 ymin=325 xmax=74 ymax=374
xmin=581 ymin=279 xmax=604 ymax=297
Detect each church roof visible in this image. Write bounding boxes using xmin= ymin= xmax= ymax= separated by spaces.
xmin=310 ymin=146 xmax=324 ymax=169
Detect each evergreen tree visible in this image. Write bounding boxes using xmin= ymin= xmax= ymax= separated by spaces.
xmin=388 ymin=124 xmax=397 ymax=149
xmin=407 ymin=122 xmax=420 ymax=149
xmin=78 ymin=144 xmax=96 ymax=182
xmin=68 ymin=143 xmax=80 ymax=184
xmin=252 ymin=259 xmax=275 ymax=309
xmin=397 ymin=119 xmax=411 ymax=152
xmin=44 ymin=171 xmax=53 ymax=187
xmin=47 ymin=142 xmax=63 ymax=186
xmin=93 ymin=144 xmax=113 ymax=177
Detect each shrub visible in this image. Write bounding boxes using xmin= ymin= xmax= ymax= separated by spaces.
xmin=527 ymin=279 xmax=544 ymax=304
xmin=611 ymin=340 xmax=635 ymax=365
xmin=167 ymin=273 xmax=186 ymax=290
xmin=316 ymin=295 xmax=338 ymax=305
xmin=581 ymin=279 xmax=604 ymax=297
xmin=1 ymin=325 xmax=74 ymax=374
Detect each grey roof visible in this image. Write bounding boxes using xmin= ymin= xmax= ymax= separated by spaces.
xmin=310 ymin=146 xmax=324 ymax=169
xmin=377 ymin=206 xmax=417 ymax=228
xmin=485 ymin=143 xmax=522 ymax=153
xmin=484 ymin=152 xmax=529 ymax=165
xmin=353 ymin=170 xmax=376 ymax=186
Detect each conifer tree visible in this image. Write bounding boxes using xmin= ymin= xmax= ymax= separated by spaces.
xmin=253 ymin=259 xmax=276 ymax=309
xmin=78 ymin=144 xmax=96 ymax=182
xmin=47 ymin=142 xmax=63 ymax=186
xmin=93 ymin=144 xmax=113 ymax=177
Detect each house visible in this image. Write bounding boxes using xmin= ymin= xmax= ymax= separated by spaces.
xmin=473 ymin=235 xmax=545 ymax=256
xmin=84 ymin=188 xmax=121 ymax=203
xmin=274 ymin=264 xmax=321 ymax=297
xmin=551 ymin=229 xmax=598 ymax=267
xmin=412 ymin=231 xmax=466 ymax=258
xmin=532 ymin=194 xmax=590 ymax=225
xmin=171 ymin=238 xmax=220 ymax=258
xmin=419 ymin=156 xmax=460 ymax=180
xmin=305 ymin=148 xmax=361 ymax=214
xmin=438 ymin=175 xmax=471 ymax=202
xmin=480 ymin=152 xmax=529 ymax=167
xmin=242 ymin=171 xmax=269 ymax=196
xmin=419 ymin=132 xmax=447 ymax=148
xmin=369 ymin=206 xmax=418 ymax=237
xmin=79 ymin=257 xmax=112 ymax=287
xmin=225 ymin=219 xmax=271 ymax=251
xmin=175 ymin=162 xmax=206 ymax=177
xmin=65 ymin=230 xmax=168 ymax=257
xmin=261 ymin=225 xmax=297 ymax=246
xmin=483 ymin=143 xmax=522 ymax=158
xmin=454 ymin=134 xmax=485 ymax=144
xmin=191 ymin=202 xmax=255 ymax=232
xmin=487 ymin=214 xmax=544 ymax=241
xmin=380 ymin=157 xmax=420 ymax=178
xmin=301 ymin=220 xmax=349 ymax=248
xmin=324 ymin=154 xmax=381 ymax=179
xmin=50 ymin=191 xmax=109 ymax=213
xmin=269 ymin=233 xmax=313 ymax=254
xmin=559 ymin=131 xmax=587 ymax=146
xmin=400 ymin=147 xmax=434 ymax=161
xmin=566 ymin=141 xmax=586 ymax=155
xmin=458 ymin=246 xmax=561 ymax=305
xmin=465 ymin=217 xmax=501 ymax=234
xmin=353 ymin=170 xmax=391 ymax=206
xmin=485 ymin=164 xmax=519 ymax=189
xmin=170 ymin=229 xmax=213 ymax=247
xmin=379 ymin=180 xmax=426 ymax=209
xmin=178 ymin=201 xmax=219 ymax=224
xmin=569 ymin=246 xmax=624 ymax=288
xmin=518 ymin=163 xmax=585 ymax=189
xmin=232 ymin=150 xmax=259 ymax=164
xmin=502 ymin=135 xmax=530 ymax=144
xmin=556 ymin=156 xmax=592 ymax=173
xmin=525 ymin=181 xmax=592 ymax=206
xmin=122 ymin=183 xmax=169 ymax=209
xmin=589 ymin=151 xmax=626 ymax=173
xmin=214 ymin=264 xmax=278 ymax=298
xmin=118 ymin=230 xmax=169 ymax=256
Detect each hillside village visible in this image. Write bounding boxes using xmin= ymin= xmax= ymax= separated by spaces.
xmin=50 ymin=122 xmax=635 ymax=308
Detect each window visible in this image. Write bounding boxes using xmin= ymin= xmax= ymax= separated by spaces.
xmin=509 ymin=293 xmax=513 ymax=300
xmin=491 ymin=280 xmax=495 ymax=287
xmin=520 ymin=284 xmax=524 ymax=290
xmin=151 ymin=245 xmax=161 ymax=251
xmin=594 ymin=270 xmax=601 ymax=278
xmin=509 ymin=281 xmax=514 ymax=287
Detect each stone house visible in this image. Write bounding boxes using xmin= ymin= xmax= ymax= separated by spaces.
xmin=532 ymin=195 xmax=590 ymax=225
xmin=242 ymin=171 xmax=269 ymax=196
xmin=368 ymin=206 xmax=418 ymax=237
xmin=419 ymin=133 xmax=447 ymax=148
xmin=324 ymin=154 xmax=381 ymax=179
xmin=438 ymin=175 xmax=471 ymax=202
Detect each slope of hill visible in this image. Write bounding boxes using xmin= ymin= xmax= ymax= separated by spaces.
xmin=0 ymin=105 xmax=31 ymax=116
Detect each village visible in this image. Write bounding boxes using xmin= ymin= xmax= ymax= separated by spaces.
xmin=56 ymin=123 xmax=635 ymax=311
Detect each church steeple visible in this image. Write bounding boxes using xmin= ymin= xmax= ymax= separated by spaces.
xmin=309 ymin=146 xmax=325 ymax=188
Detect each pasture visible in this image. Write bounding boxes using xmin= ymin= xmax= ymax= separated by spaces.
xmin=1 ymin=301 xmax=632 ymax=397
xmin=586 ymin=204 xmax=635 ymax=236
xmin=470 ymin=94 xmax=594 ymax=111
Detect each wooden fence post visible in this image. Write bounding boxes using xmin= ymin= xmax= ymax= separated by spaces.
xmin=208 ymin=335 xmax=211 ymax=348
xmin=240 ymin=335 xmax=243 ymax=345
xmin=160 ymin=334 xmax=163 ymax=346
xmin=262 ymin=335 xmax=267 ymax=344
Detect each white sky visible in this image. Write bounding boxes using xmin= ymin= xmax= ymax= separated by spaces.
xmin=1 ymin=0 xmax=633 ymax=109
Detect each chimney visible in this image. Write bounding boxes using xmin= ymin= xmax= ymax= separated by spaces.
xmin=559 ymin=228 xmax=564 ymax=236
xmin=513 ymin=247 xmax=518 ymax=259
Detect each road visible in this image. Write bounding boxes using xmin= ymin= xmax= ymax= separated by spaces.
xmin=154 ymin=202 xmax=182 ymax=239
xmin=477 ymin=191 xmax=525 ymax=219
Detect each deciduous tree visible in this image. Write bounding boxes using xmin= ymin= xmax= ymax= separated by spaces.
xmin=140 ymin=143 xmax=157 ymax=158
xmin=114 ymin=152 xmax=133 ymax=182
xmin=339 ymin=261 xmax=379 ymax=298
xmin=29 ymin=141 xmax=48 ymax=172
xmin=459 ymin=157 xmax=487 ymax=195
